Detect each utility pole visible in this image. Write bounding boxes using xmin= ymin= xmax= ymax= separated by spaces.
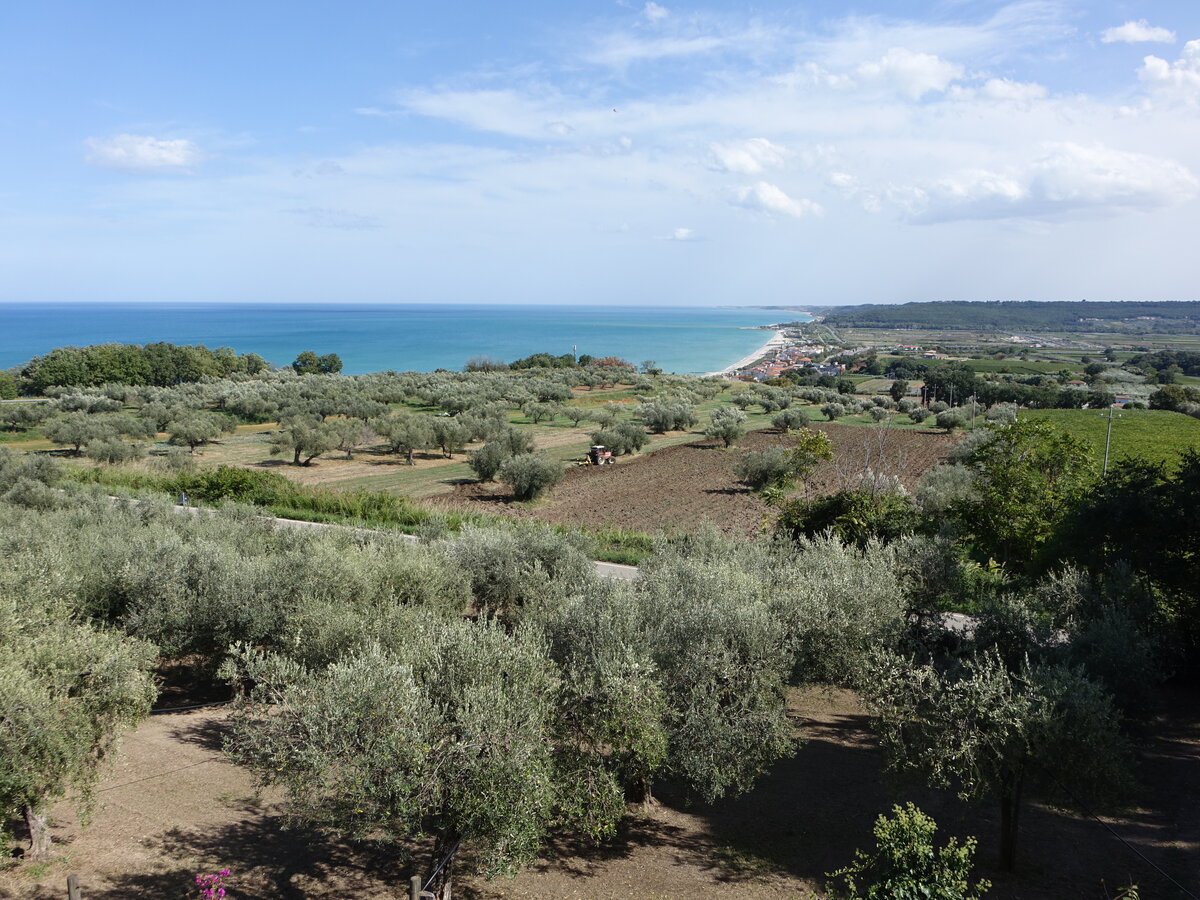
xmin=1101 ymin=404 xmax=1120 ymax=476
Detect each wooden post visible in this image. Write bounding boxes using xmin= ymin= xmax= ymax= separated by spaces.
xmin=66 ymin=874 xmax=81 ymax=900
xmin=409 ymin=874 xmax=422 ymax=900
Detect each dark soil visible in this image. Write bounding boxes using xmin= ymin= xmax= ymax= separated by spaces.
xmin=433 ymin=423 xmax=961 ymax=536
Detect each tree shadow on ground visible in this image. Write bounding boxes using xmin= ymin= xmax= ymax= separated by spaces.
xmin=81 ymin=812 xmax=413 ymax=900
xmin=169 ymin=715 xmax=230 ymax=754
xmin=679 ymin=690 xmax=1200 ymax=900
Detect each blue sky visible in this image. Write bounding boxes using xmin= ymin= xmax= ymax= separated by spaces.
xmin=2 ymin=1 xmax=1199 ymax=306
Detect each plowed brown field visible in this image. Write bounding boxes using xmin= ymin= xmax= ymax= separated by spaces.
xmin=432 ymin=423 xmax=961 ymax=535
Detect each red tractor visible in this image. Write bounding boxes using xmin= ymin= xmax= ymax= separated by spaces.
xmin=587 ymin=445 xmax=614 ymax=466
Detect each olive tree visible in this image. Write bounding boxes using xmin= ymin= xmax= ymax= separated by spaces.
xmin=639 ymin=401 xmax=697 ymax=433
xmin=821 ymin=402 xmax=846 ymax=421
xmin=225 ymin=621 xmax=576 ymax=900
xmin=269 ymin=416 xmax=340 ymax=466
xmin=43 ymin=411 xmax=152 ymax=455
xmin=935 ymin=409 xmax=968 ymax=432
xmin=373 ymin=412 xmax=435 ymax=465
xmin=468 ymin=427 xmax=535 ymax=481
xmin=166 ymin=410 xmax=236 ymax=452
xmin=86 ymin=437 xmax=145 ymax=465
xmin=0 ymin=596 xmax=157 ymax=859
xmin=772 ymin=407 xmax=810 ymax=433
xmin=704 ymin=406 xmax=747 ymax=448
xmin=861 ymin=649 xmax=1131 ymax=871
xmin=431 ymin=416 xmax=472 ymax=458
xmin=328 ymin=417 xmax=376 ymax=459
xmin=562 ymin=406 xmax=590 ymax=427
xmin=497 ymin=453 xmax=564 ymax=501
xmin=631 ymin=551 xmax=795 ymax=800
xmin=441 ymin=524 xmax=597 ymax=622
xmin=0 ymin=403 xmax=48 ymax=433
xmin=589 ymin=422 xmax=647 ymax=456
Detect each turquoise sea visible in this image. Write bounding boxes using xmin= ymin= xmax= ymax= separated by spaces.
xmin=0 ymin=303 xmax=805 ymax=376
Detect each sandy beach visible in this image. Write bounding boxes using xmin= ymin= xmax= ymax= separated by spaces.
xmin=707 ymin=329 xmax=788 ymax=376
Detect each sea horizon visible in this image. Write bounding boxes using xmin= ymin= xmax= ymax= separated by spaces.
xmin=0 ymin=302 xmax=809 ymax=376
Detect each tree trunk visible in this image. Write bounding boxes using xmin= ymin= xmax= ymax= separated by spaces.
xmin=999 ymin=773 xmax=1023 ymax=871
xmin=23 ymin=803 xmax=51 ymax=860
xmin=293 ymin=447 xmax=302 ymax=466
xmin=430 ymin=834 xmax=459 ymax=900
xmin=406 ymin=448 xmax=415 ymax=466
xmin=626 ymin=775 xmax=656 ymax=808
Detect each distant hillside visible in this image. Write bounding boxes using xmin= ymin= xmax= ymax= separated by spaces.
xmin=817 ymin=300 xmax=1200 ymax=334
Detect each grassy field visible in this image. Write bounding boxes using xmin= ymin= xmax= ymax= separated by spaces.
xmin=1020 ymin=408 xmax=1200 ymax=469
xmin=960 ymin=359 xmax=1075 ymax=375
xmin=49 ymin=383 xmax=786 ymax=500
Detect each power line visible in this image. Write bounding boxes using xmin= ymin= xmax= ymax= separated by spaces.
xmin=1036 ymin=762 xmax=1199 ymax=900
xmin=95 ymin=759 xmax=216 ymax=795
xmin=149 ymin=699 xmax=232 ymax=715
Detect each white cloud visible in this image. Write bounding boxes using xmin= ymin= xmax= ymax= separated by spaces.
xmin=643 ymin=2 xmax=669 ymax=23
xmin=709 ymin=138 xmax=787 ymax=174
xmin=855 ymin=48 xmax=964 ymax=98
xmin=585 ymin=34 xmax=724 ymax=67
xmin=734 ymin=182 xmax=822 ymax=218
xmin=667 ymin=226 xmax=696 ymax=240
xmin=1101 ymin=20 xmax=1176 ymax=44
xmin=84 ymin=134 xmax=204 ymax=172
xmin=1140 ymin=40 xmax=1200 ymax=94
xmin=980 ymin=77 xmax=1047 ymax=101
xmin=911 ymin=143 xmax=1198 ymax=223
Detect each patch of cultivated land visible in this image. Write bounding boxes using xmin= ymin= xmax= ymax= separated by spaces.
xmin=432 ymin=423 xmax=960 ymax=536
xmin=1021 ymin=408 xmax=1200 ymax=470
xmin=5 ymin=686 xmax=1197 ymax=900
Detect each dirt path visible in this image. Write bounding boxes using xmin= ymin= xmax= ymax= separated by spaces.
xmin=4 ymin=687 xmax=1197 ymax=899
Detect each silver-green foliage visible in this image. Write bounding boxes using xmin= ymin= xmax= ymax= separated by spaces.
xmin=705 ymin=405 xmax=748 ymax=447
xmin=225 ymin=619 xmax=565 ymax=888
xmin=862 ymin=649 xmax=1131 ymax=869
xmin=498 ymin=452 xmax=565 ymax=500
xmin=441 ymin=524 xmax=596 ymax=619
xmin=0 ymin=592 xmax=156 ymax=858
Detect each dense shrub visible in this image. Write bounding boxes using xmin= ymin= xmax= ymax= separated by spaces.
xmin=498 ymin=453 xmax=565 ymax=501
xmin=705 ymin=406 xmax=747 ymax=447
xmin=772 ymin=408 xmax=810 ymax=433
xmin=590 ymin=422 xmax=648 ymax=456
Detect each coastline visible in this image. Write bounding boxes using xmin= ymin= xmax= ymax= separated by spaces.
xmin=706 ymin=329 xmax=788 ymax=377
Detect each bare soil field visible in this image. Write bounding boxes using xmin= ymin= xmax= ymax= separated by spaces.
xmin=4 ymin=686 xmax=1197 ymax=900
xmin=432 ymin=424 xmax=961 ymax=536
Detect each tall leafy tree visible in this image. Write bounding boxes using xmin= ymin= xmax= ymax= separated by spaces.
xmin=949 ymin=421 xmax=1094 ymax=571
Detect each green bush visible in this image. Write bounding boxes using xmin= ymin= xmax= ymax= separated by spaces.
xmin=498 ymin=453 xmax=565 ymax=501
xmin=828 ymin=803 xmax=990 ymax=900
xmin=772 ymin=408 xmax=810 ymax=433
xmin=734 ymin=447 xmax=793 ymax=491
xmin=591 ymin=422 xmax=648 ymax=456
